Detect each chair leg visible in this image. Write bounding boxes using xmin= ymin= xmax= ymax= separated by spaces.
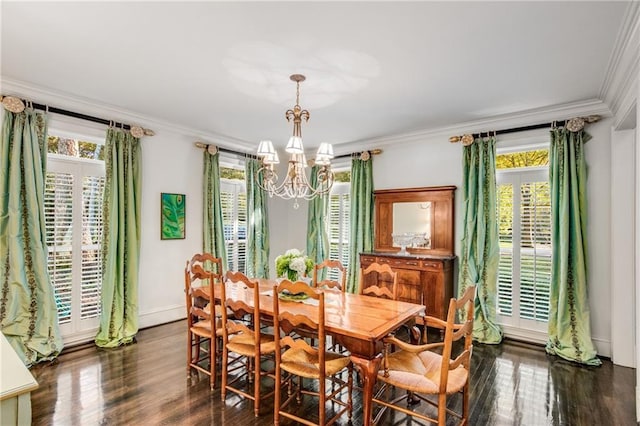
xmin=210 ymin=337 xmax=216 ymax=390
xmin=438 ymin=393 xmax=447 ymax=426
xmin=254 ymin=353 xmax=260 ymax=417
xmin=462 ymin=383 xmax=470 ymax=422
xmin=319 ymin=374 xmax=326 ymax=426
xmin=221 ymin=345 xmax=228 ymax=401
xmin=186 ymin=330 xmax=192 ymax=376
xmin=247 ymin=357 xmax=253 ymax=383
xmin=347 ymin=364 xmax=353 ymax=420
xmin=274 ymin=361 xmax=281 ymax=426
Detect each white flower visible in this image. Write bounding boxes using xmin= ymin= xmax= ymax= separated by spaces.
xmin=285 ymin=248 xmax=302 ymax=257
xmin=290 ymin=257 xmax=306 ymax=274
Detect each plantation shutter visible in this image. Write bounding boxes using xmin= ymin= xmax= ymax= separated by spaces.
xmin=237 ymin=192 xmax=247 ymax=273
xmin=221 ymin=189 xmax=235 ymax=270
xmin=45 ymin=172 xmax=74 ymax=325
xmin=496 ymin=168 xmax=551 ymax=333
xmin=519 ymin=182 xmax=551 ymax=321
xmin=45 ymin=165 xmax=104 ymax=332
xmin=497 ymin=183 xmax=514 ymax=317
xmin=328 ymin=184 xmax=350 ymax=281
xmin=221 ymin=180 xmax=247 ymax=273
xmin=81 ymin=175 xmax=104 ymax=320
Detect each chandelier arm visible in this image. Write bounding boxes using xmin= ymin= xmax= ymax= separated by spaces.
xmin=300 ymin=166 xmax=334 ymax=199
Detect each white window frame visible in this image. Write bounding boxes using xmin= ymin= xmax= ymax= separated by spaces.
xmin=47 ymin=153 xmax=105 ymax=345
xmin=496 ymin=147 xmax=551 ymax=344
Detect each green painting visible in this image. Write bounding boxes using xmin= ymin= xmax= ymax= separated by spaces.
xmin=161 ymin=193 xmax=185 ymax=239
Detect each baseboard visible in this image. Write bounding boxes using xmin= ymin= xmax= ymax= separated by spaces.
xmin=62 ymin=330 xmax=99 ymax=348
xmin=501 ymin=325 xmax=612 ymax=359
xmin=592 ymin=337 xmax=612 ymax=359
xmin=501 ymin=325 xmax=548 ymax=346
xmin=138 ymin=304 xmax=185 ymax=329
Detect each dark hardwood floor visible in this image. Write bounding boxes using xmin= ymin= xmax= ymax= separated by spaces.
xmin=30 ymin=320 xmax=636 ymax=425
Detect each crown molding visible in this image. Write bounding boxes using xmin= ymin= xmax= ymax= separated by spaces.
xmin=334 ymin=98 xmax=612 ymax=155
xmin=0 ymin=77 xmax=255 ymax=152
xmin=599 ymin=1 xmax=640 ymax=117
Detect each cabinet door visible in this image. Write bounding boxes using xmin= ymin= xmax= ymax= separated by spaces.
xmin=396 ymin=269 xmax=422 ymax=304
xmin=423 ymin=261 xmax=453 ymax=320
xmin=423 ymin=269 xmax=442 ymax=318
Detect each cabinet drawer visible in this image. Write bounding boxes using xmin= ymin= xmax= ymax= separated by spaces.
xmin=360 ymin=256 xmax=376 ymax=265
xmin=422 ymin=260 xmax=443 ymax=270
xmin=384 ymin=257 xmax=422 ymax=270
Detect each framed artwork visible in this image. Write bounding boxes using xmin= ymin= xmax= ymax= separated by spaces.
xmin=161 ymin=193 xmax=185 ymax=240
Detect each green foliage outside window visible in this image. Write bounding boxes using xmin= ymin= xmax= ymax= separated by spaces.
xmin=48 ymin=136 xmax=104 ymax=161
xmin=221 ymin=167 xmax=245 ymax=181
xmin=496 ymin=149 xmax=548 ymax=169
xmin=333 ymin=170 xmax=350 ymax=183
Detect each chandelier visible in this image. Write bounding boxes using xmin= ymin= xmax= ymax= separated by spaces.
xmin=256 ymin=74 xmax=335 ymax=209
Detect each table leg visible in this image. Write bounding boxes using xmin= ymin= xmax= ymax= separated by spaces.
xmin=350 ymin=353 xmax=382 ymax=426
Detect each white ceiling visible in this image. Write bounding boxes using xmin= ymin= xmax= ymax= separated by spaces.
xmin=0 ymin=1 xmax=630 ymax=152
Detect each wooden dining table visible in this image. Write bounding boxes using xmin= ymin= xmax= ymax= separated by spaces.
xmin=208 ymin=279 xmax=425 ymax=426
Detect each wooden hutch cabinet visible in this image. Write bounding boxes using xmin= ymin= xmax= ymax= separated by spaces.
xmin=360 ymin=186 xmax=456 ymax=322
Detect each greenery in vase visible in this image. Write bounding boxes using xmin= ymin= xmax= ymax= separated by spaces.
xmin=275 ymin=249 xmax=314 ymax=281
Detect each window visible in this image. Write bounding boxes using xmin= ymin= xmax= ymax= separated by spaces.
xmin=45 ymin=136 xmax=105 ymax=341
xmin=327 ymin=170 xmax=351 ymax=281
xmin=496 ymin=149 xmax=551 ymax=337
xmin=220 ymin=167 xmax=247 ymax=273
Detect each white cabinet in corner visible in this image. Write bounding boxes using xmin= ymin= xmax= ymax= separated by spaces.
xmin=0 ymin=333 xmax=38 ymax=426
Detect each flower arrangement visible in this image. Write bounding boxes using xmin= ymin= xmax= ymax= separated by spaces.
xmin=275 ymin=249 xmax=314 ymax=281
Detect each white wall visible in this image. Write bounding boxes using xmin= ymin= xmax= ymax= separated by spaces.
xmin=137 ymin=128 xmax=204 ymax=328
xmin=267 ymin=195 xmax=310 ymax=277
xmin=610 ymin=128 xmax=636 ymax=367
xmin=585 ymin=119 xmax=613 ymax=357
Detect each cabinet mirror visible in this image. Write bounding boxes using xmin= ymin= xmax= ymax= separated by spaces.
xmin=374 ymin=186 xmax=455 ymax=256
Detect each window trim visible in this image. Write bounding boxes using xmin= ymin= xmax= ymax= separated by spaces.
xmin=496 ymin=164 xmax=551 ymax=341
xmin=46 ymin=155 xmax=105 ymax=346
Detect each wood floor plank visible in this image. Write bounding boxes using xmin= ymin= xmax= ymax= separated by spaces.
xmin=29 ymin=320 xmax=636 ymax=425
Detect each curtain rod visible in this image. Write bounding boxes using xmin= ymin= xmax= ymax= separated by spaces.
xmin=0 ymin=95 xmax=155 ymax=136
xmin=448 ymin=115 xmax=601 ymax=143
xmin=194 ymin=141 xmax=259 ymax=159
xmin=333 ymin=148 xmax=382 ymax=160
xmin=195 ymin=141 xmax=382 ymax=161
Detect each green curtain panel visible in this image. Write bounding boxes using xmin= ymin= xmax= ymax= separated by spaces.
xmin=245 ymin=159 xmax=270 ymax=278
xmin=203 ymin=150 xmax=227 ymax=269
xmin=458 ymin=136 xmax=502 ymax=344
xmin=0 ymin=109 xmax=63 ymax=365
xmin=306 ymin=165 xmax=329 ymax=279
xmin=346 ymin=156 xmax=374 ymax=293
xmin=546 ymin=128 xmax=601 ymax=366
xmin=95 ymin=128 xmax=141 ymax=348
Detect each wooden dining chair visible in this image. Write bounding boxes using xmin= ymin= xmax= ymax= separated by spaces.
xmin=312 ymin=259 xmax=346 ymax=292
xmin=371 ymin=285 xmax=476 ymax=426
xmin=184 ymin=254 xmax=224 ymax=390
xmin=358 ymin=262 xmax=399 ymax=300
xmin=273 ymin=280 xmax=353 ymax=426
xmin=312 ymin=259 xmax=348 ymax=353
xmin=220 ymin=271 xmax=276 ymax=417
